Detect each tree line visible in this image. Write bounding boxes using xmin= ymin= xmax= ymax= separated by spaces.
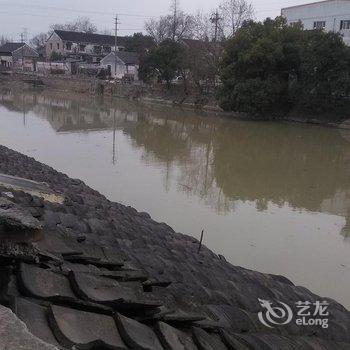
xmin=3 ymin=0 xmax=349 ymax=119
xmin=141 ymin=1 xmax=350 ymax=119
xmin=219 ymin=17 xmax=350 ymax=118
xmin=140 ymin=0 xmax=254 ymax=92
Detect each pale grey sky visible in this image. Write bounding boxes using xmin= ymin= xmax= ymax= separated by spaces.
xmin=0 ymin=0 xmax=313 ymax=41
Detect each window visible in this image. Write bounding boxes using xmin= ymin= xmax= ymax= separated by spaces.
xmin=79 ymin=44 xmax=86 ymax=52
xmin=66 ymin=42 xmax=72 ymax=50
xmin=57 ymin=43 xmax=60 ymax=50
xmin=50 ymin=43 xmax=53 ymax=50
xmin=340 ymin=20 xmax=350 ymax=30
xmin=313 ymin=21 xmax=326 ymax=29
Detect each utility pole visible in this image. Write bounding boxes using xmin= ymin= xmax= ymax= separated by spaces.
xmin=210 ymin=11 xmax=222 ymax=42
xmin=114 ymin=14 xmax=119 ymax=79
xmin=20 ymin=28 xmax=28 ymax=71
xmin=172 ymin=0 xmax=178 ymax=41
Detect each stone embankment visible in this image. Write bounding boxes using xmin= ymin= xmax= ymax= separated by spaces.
xmin=0 ymin=144 xmax=350 ymax=349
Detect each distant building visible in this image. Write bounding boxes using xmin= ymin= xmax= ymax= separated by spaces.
xmin=281 ymin=0 xmax=350 ymax=46
xmin=45 ymin=30 xmax=127 ymax=62
xmin=0 ymin=42 xmax=39 ymax=71
xmin=100 ymin=51 xmax=139 ymax=80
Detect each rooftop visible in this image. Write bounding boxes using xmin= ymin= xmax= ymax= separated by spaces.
xmin=103 ymin=51 xmax=140 ymax=65
xmin=282 ymin=0 xmax=348 ymax=11
xmin=53 ymin=30 xmax=126 ymax=46
xmin=0 ymin=42 xmax=25 ymax=54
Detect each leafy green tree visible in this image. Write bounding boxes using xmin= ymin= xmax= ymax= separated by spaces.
xmin=139 ymin=39 xmax=186 ymax=88
xmin=218 ymin=17 xmax=350 ymax=118
xmin=123 ymin=33 xmax=156 ymax=55
xmin=292 ymin=30 xmax=350 ymax=114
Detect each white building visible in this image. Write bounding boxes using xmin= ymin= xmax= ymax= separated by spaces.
xmin=45 ymin=30 xmax=126 ymax=62
xmin=100 ymin=51 xmax=139 ymax=80
xmin=281 ymin=0 xmax=350 ymax=46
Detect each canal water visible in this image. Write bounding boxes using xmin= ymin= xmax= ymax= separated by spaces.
xmin=0 ymin=88 xmax=350 ymax=308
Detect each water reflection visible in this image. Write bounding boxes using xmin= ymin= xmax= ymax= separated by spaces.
xmin=2 ymin=88 xmax=350 ymax=236
xmin=2 ymin=87 xmax=350 ymax=306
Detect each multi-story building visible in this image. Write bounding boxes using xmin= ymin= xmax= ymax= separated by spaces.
xmin=45 ymin=30 xmax=127 ymax=62
xmin=281 ymin=0 xmax=350 ymax=46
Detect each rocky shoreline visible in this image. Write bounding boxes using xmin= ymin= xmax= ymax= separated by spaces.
xmin=0 ymin=144 xmax=350 ymax=349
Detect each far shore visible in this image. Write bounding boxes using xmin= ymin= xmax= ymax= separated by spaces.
xmin=1 ymin=73 xmax=349 ymax=129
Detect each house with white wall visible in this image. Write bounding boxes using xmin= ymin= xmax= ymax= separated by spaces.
xmin=100 ymin=51 xmax=139 ymax=80
xmin=0 ymin=42 xmax=39 ymax=71
xmin=45 ymin=30 xmax=126 ymax=62
xmin=281 ymin=0 xmax=350 ymax=46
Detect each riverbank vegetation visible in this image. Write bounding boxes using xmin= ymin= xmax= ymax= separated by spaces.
xmin=140 ymin=1 xmax=350 ymax=121
xmin=219 ymin=17 xmax=350 ymax=119
xmin=4 ymin=0 xmax=350 ymax=121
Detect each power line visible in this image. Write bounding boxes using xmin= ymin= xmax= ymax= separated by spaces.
xmin=0 ymin=2 xmax=162 ymax=18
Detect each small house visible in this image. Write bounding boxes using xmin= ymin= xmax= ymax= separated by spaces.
xmin=45 ymin=30 xmax=127 ymax=62
xmin=0 ymin=42 xmax=39 ymax=71
xmin=100 ymin=51 xmax=139 ymax=80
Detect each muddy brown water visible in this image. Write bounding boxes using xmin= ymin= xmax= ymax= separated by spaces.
xmin=0 ymin=88 xmax=350 ymax=308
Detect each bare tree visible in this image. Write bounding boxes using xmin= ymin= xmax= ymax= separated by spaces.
xmin=145 ymin=0 xmax=195 ymax=43
xmin=30 ymin=33 xmax=48 ymax=49
xmin=219 ymin=0 xmax=254 ymax=37
xmin=0 ymin=35 xmax=10 ymax=45
xmin=193 ymin=11 xmax=225 ymax=42
xmin=145 ymin=17 xmax=169 ymax=44
xmin=51 ymin=17 xmax=97 ymax=33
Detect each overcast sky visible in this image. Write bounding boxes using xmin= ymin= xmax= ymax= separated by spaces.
xmin=0 ymin=0 xmax=312 ymax=41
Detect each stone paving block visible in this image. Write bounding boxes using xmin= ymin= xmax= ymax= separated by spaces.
xmin=37 ymin=231 xmax=82 ymax=256
xmin=13 ymin=297 xmax=60 ymax=347
xmin=69 ymin=271 xmax=161 ymax=310
xmin=0 ymin=197 xmax=43 ymax=236
xmin=63 ymin=245 xmax=125 ymax=269
xmin=0 ymin=241 xmax=38 ymax=263
xmin=163 ymin=311 xmax=206 ymax=324
xmin=0 ymin=266 xmax=19 ymax=303
xmin=143 ymin=278 xmax=172 ymax=291
xmin=115 ymin=312 xmax=164 ymax=350
xmin=219 ymin=331 xmax=250 ymax=350
xmin=156 ymin=321 xmax=198 ymax=350
xmin=223 ymin=333 xmax=274 ymax=350
xmin=192 ymin=327 xmax=228 ymax=350
xmin=18 ymin=263 xmax=76 ymax=301
xmin=101 ymin=269 xmax=149 ymax=282
xmin=206 ymin=305 xmax=258 ymax=332
xmin=49 ymin=304 xmax=127 ymax=349
xmin=0 ymin=303 xmax=58 ymax=350
xmin=0 ymin=173 xmax=64 ymax=204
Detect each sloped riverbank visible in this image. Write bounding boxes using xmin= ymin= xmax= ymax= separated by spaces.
xmin=0 ymin=145 xmax=350 ymax=349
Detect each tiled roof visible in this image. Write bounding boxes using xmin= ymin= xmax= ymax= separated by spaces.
xmin=53 ymin=30 xmax=126 ymax=46
xmin=0 ymin=42 xmax=25 ymax=54
xmin=103 ymin=51 xmax=139 ymax=65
